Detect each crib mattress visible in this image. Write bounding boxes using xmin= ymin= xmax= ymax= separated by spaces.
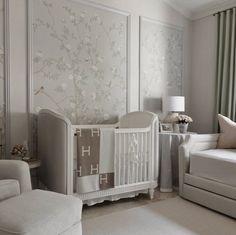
xmin=190 ymin=149 xmax=236 ymax=187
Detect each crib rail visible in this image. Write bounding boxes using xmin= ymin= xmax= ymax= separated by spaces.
xmin=73 ymin=124 xmax=118 ymax=130
xmin=114 ymin=128 xmax=152 ymax=186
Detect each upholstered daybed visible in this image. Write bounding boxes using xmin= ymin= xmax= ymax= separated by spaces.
xmin=179 ymin=134 xmax=236 ymax=218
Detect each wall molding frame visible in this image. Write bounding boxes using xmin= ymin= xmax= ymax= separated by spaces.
xmin=27 ymin=0 xmax=131 ymax=154
xmin=139 ymin=16 xmax=184 ymax=113
xmin=3 ymin=0 xmax=10 ymax=158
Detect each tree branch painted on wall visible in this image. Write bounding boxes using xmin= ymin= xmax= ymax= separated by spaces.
xmin=139 ymin=17 xmax=183 ymax=113
xmin=31 ymin=0 xmax=129 ymax=124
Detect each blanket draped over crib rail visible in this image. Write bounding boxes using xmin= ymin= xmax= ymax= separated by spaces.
xmin=76 ymin=128 xmax=115 ymax=193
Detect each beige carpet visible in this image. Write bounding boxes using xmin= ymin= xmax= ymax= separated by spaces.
xmin=82 ymin=197 xmax=236 ymax=235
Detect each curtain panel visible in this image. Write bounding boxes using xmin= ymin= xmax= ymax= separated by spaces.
xmin=215 ymin=8 xmax=236 ymax=130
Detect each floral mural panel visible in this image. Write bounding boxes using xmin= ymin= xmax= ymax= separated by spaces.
xmin=32 ymin=0 xmax=128 ymax=124
xmin=0 ymin=0 xmax=4 ymax=158
xmin=139 ymin=17 xmax=183 ymax=112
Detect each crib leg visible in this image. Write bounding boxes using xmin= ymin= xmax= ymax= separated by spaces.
xmin=148 ymin=188 xmax=155 ymax=200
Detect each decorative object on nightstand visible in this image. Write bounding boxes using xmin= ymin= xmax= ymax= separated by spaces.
xmin=159 ymin=132 xmax=197 ymax=192
xmin=11 ymin=140 xmax=30 ymax=161
xmin=176 ymin=114 xmax=193 ymax=133
xmin=163 ymin=96 xmax=185 ymax=132
xmin=160 ymin=123 xmax=173 ymax=133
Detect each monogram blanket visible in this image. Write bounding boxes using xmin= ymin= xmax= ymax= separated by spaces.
xmin=76 ymin=128 xmax=114 ymax=194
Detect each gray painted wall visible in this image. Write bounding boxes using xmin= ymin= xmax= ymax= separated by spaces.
xmin=190 ymin=15 xmax=217 ymax=134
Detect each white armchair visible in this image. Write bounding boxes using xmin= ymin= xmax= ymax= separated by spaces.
xmin=0 ymin=160 xmax=32 ymax=200
xmin=0 ymin=160 xmax=83 ymax=235
xmin=179 ymin=134 xmax=236 ymax=218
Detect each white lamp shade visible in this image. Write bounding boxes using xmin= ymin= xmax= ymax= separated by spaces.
xmin=163 ymin=96 xmax=185 ymax=112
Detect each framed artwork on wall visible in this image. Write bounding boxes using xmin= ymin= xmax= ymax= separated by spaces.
xmin=139 ymin=16 xmax=183 ymax=113
xmin=28 ymin=0 xmax=130 ymax=125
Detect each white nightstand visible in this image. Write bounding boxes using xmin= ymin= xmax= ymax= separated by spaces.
xmin=27 ymin=160 xmax=41 ymax=189
xmin=159 ymin=132 xmax=196 ymax=192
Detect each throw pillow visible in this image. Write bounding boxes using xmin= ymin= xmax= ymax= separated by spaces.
xmin=217 ymin=114 xmax=236 ymax=148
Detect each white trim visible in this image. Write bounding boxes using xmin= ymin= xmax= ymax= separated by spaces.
xmin=27 ymin=0 xmax=33 ymax=155
xmin=164 ymin=0 xmax=236 ymax=21
xmin=139 ymin=16 xmax=184 ymax=32
xmin=126 ymin=14 xmax=131 ymax=113
xmin=3 ymin=0 xmax=10 ymax=158
xmin=70 ymin=0 xmax=130 ymax=16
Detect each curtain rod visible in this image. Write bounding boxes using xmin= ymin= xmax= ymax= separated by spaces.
xmin=213 ymin=6 xmax=236 ymax=16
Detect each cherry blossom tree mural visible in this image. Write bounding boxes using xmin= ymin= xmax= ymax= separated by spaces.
xmin=139 ymin=17 xmax=183 ymax=112
xmin=31 ymin=0 xmax=129 ymax=124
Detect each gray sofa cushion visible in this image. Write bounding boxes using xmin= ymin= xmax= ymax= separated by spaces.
xmin=190 ymin=149 xmax=236 ymax=187
xmin=0 ymin=179 xmax=20 ymax=202
xmin=0 ymin=190 xmax=82 ymax=235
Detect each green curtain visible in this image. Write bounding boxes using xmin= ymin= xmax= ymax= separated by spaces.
xmin=215 ymin=8 xmax=236 ymax=130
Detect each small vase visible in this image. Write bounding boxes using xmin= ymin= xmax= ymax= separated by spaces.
xmin=178 ymin=123 xmax=188 ymax=133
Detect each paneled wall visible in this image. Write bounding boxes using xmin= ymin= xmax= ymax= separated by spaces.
xmin=8 ymin=0 xmax=192 ymax=149
xmin=0 ymin=0 xmax=4 ymax=158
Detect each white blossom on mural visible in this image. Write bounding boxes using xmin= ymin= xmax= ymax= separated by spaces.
xmin=0 ymin=0 xmax=5 ymax=158
xmin=140 ymin=17 xmax=183 ymax=111
xmin=32 ymin=0 xmax=128 ymax=124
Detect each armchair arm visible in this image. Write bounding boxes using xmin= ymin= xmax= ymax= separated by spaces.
xmin=178 ymin=134 xmax=219 ymax=196
xmin=0 ymin=160 xmax=32 ymax=193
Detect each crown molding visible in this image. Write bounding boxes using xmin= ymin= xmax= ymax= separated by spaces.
xmin=192 ymin=0 xmax=236 ymax=20
xmin=163 ymin=0 xmax=236 ymax=21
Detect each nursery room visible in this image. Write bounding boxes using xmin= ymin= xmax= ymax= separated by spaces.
xmin=0 ymin=0 xmax=236 ymax=234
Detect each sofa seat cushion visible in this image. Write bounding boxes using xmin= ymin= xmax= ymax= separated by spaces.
xmin=0 ymin=179 xmax=20 ymax=201
xmin=0 ymin=189 xmax=82 ymax=235
xmin=190 ymin=149 xmax=236 ymax=187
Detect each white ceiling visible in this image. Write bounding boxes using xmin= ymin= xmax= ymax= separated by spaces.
xmin=163 ymin=0 xmax=236 ymax=20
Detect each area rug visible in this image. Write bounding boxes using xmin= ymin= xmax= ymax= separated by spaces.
xmin=82 ymin=197 xmax=236 ymax=235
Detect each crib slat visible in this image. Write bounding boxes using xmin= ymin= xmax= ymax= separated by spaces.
xmin=138 ymin=133 xmax=141 ymax=182
xmin=140 ymin=132 xmax=143 ymax=182
xmin=148 ymin=132 xmax=152 ymax=181
xmin=123 ymin=133 xmax=125 ymax=185
xmin=116 ymin=133 xmax=120 ymax=186
xmin=126 ymin=133 xmax=130 ymax=184
xmin=135 ymin=133 xmax=138 ymax=183
xmin=144 ymin=132 xmax=147 ymax=181
xmin=115 ymin=133 xmax=117 ymax=186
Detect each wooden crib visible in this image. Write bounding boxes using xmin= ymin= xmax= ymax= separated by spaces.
xmin=37 ymin=109 xmax=159 ymax=205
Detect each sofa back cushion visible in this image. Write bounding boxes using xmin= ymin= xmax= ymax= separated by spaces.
xmin=218 ymin=114 xmax=236 ymax=148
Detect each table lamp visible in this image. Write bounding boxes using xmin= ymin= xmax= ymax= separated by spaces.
xmin=163 ymin=96 xmax=185 ymax=123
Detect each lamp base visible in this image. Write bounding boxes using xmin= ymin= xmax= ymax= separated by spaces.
xmin=163 ymin=112 xmax=179 ymax=123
